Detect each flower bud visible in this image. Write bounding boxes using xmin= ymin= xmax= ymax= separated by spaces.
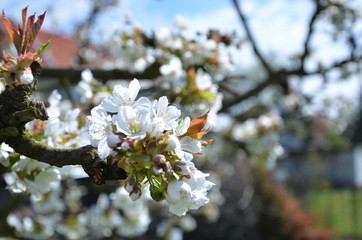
xmin=153 ymin=154 xmax=166 ymax=165
xmin=165 ymin=135 xmax=180 ymax=151
xmin=121 ymin=142 xmax=132 ymax=151
xmin=164 ymin=161 xmax=173 ymax=172
xmin=146 ymin=140 xmax=158 ymax=153
xmin=19 ymin=67 xmax=34 ymax=84
xmin=130 ymin=187 xmax=142 ymax=201
xmin=151 ymin=165 xmax=164 ymax=175
xmin=173 ymin=161 xmax=189 ymax=175
xmin=107 ymin=134 xmax=122 ymax=148
xmin=124 ymin=176 xmax=136 ymax=193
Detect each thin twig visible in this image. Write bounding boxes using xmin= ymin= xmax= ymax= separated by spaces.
xmin=300 ymin=0 xmax=324 ymax=72
xmin=231 ymin=0 xmax=273 ymax=74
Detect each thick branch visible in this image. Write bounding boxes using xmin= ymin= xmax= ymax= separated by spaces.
xmin=4 ymin=132 xmax=127 ymax=184
xmin=5 ymin=132 xmax=92 ymax=167
xmin=0 ymin=62 xmax=127 ymax=185
xmin=41 ymin=62 xmax=161 ymax=82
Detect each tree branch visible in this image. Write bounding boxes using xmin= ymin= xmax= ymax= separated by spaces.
xmin=0 ymin=63 xmax=127 ymax=185
xmin=290 ymin=54 xmax=362 ymax=76
xmin=221 ymin=70 xmax=287 ymax=112
xmin=5 ymin=132 xmax=91 ymax=167
xmin=4 ymin=132 xmax=127 ymax=184
xmin=299 ymin=0 xmax=325 ymax=72
xmin=231 ymin=0 xmax=273 ymax=74
xmin=221 ymin=53 xmax=362 ymax=112
xmin=41 ymin=61 xmax=161 ymax=82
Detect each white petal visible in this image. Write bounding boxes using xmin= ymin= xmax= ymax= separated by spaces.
xmin=101 ymin=96 xmax=121 ymax=113
xmin=169 ymin=203 xmax=188 ymax=217
xmin=180 ymin=136 xmax=202 ymax=153
xmin=48 ymin=90 xmax=62 ymax=105
xmin=128 ymin=78 xmax=140 ymax=101
xmin=177 ymin=117 xmax=190 ymax=136
xmin=81 ymin=69 xmax=93 ymax=83
xmin=189 ymin=192 xmax=209 ymax=210
xmin=98 ymin=138 xmax=111 ymax=159
xmin=155 ymin=96 xmax=168 ymax=115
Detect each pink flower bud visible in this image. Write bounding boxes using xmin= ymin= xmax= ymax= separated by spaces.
xmin=153 ymin=154 xmax=166 ymax=165
xmin=152 ymin=165 xmax=164 ymax=175
xmin=164 ymin=161 xmax=173 ymax=172
xmin=125 ymin=176 xmax=136 ymax=193
xmin=130 ymin=187 xmax=142 ymax=201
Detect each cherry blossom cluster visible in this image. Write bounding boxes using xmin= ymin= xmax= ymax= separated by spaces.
xmin=81 ymin=16 xmax=237 ymax=127
xmin=86 ymin=78 xmax=214 ymax=216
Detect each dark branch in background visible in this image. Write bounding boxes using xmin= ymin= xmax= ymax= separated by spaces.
xmin=75 ymin=0 xmax=119 ymax=64
xmin=289 ymin=54 xmax=362 ymax=76
xmin=299 ymin=0 xmax=325 ymax=73
xmin=231 ymin=0 xmax=273 ymax=74
xmin=221 ymin=70 xmax=288 ymax=112
xmin=220 ymin=0 xmax=362 ymax=112
xmin=41 ymin=61 xmax=161 ymax=82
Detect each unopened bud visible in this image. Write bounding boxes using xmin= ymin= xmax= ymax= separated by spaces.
xmin=147 ymin=140 xmax=157 ymax=151
xmin=173 ymin=161 xmax=189 ymax=175
xmin=153 ymin=154 xmax=166 ymax=165
xmin=121 ymin=141 xmax=132 ymax=151
xmin=165 ymin=135 xmax=180 ymax=151
xmin=164 ymin=161 xmax=173 ymax=172
xmin=107 ymin=134 xmax=122 ymax=148
xmin=130 ymin=187 xmax=142 ymax=201
xmin=19 ymin=67 xmax=34 ymax=84
xmin=152 ymin=165 xmax=164 ymax=175
xmin=125 ymin=176 xmax=136 ymax=193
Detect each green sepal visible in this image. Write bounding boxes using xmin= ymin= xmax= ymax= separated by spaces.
xmin=34 ymin=40 xmax=51 ymax=56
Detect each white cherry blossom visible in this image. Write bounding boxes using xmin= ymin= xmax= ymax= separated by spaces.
xmin=101 ymin=78 xmax=141 ymax=112
xmin=150 ymin=96 xmax=181 ymax=137
xmin=112 ymin=105 xmax=151 ymax=140
xmin=165 ymin=180 xmax=192 ymax=216
xmin=165 ymin=165 xmax=214 ymax=216
xmin=86 ymin=106 xmax=113 ymax=159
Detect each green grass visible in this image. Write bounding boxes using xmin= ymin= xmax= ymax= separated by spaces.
xmin=304 ymin=189 xmax=362 ymax=237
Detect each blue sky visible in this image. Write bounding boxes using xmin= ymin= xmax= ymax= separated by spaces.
xmin=2 ymin=0 xmax=265 ymax=36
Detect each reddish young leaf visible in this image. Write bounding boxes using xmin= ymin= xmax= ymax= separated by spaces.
xmin=23 ymin=14 xmax=35 ymax=54
xmin=30 ymin=11 xmax=46 ymax=49
xmin=2 ymin=7 xmax=46 ymax=55
xmin=191 ymin=128 xmax=210 ymax=140
xmin=186 ymin=110 xmax=209 ymax=135
xmin=181 ymin=110 xmax=211 ymax=139
xmin=21 ymin=6 xmax=28 ymax=28
xmin=1 ymin=12 xmax=21 ymax=53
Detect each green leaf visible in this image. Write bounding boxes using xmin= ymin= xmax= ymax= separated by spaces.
xmin=150 ymin=184 xmax=164 ymax=202
xmin=34 ymin=40 xmax=51 ymax=56
xmin=199 ymin=90 xmax=217 ymax=100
